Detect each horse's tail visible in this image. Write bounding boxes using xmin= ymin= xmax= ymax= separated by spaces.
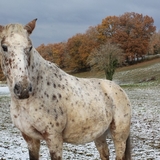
xmin=124 ymin=134 xmax=131 ymax=160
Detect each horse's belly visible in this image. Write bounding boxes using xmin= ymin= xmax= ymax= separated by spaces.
xmin=63 ymin=121 xmax=110 ymax=144
xmin=62 ymin=97 xmax=113 ymax=144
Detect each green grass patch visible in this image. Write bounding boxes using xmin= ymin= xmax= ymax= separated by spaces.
xmin=0 ymin=96 xmax=10 ymax=102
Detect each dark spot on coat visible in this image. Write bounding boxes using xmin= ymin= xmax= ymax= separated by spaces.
xmin=59 ymin=107 xmax=63 ymax=115
xmin=47 ymin=82 xmax=50 ymax=86
xmin=50 ymin=122 xmax=54 ymax=128
xmin=58 ymin=93 xmax=62 ymax=99
xmin=54 ymin=73 xmax=58 ymax=78
xmin=55 ymin=114 xmax=58 ymax=120
xmin=53 ymin=83 xmax=56 ymax=88
xmin=124 ymin=113 xmax=128 ymax=117
xmin=52 ymin=94 xmax=57 ymax=100
xmin=59 ymin=75 xmax=62 ymax=81
xmin=9 ymin=59 xmax=12 ymax=66
xmin=62 ymin=85 xmax=65 ymax=89
xmin=56 ymin=122 xmax=59 ymax=126
xmin=44 ymin=91 xmax=49 ymax=98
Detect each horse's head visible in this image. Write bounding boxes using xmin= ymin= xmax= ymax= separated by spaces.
xmin=0 ymin=19 xmax=37 ymax=99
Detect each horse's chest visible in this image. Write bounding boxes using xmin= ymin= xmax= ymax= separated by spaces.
xmin=10 ymin=106 xmax=43 ymax=139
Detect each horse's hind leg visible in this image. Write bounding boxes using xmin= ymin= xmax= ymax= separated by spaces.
xmin=94 ymin=131 xmax=109 ymax=160
xmin=110 ymin=122 xmax=131 ymax=160
xmin=22 ymin=132 xmax=40 ymax=160
xmin=112 ymin=134 xmax=131 ymax=160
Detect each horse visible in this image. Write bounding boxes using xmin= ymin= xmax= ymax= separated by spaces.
xmin=0 ymin=19 xmax=131 ymax=160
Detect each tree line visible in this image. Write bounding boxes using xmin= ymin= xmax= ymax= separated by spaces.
xmin=37 ymin=12 xmax=159 ymax=74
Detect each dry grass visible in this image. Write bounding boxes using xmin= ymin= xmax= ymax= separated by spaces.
xmin=73 ymin=58 xmax=160 ymax=86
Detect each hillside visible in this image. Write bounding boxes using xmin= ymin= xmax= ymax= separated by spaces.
xmin=74 ymin=58 xmax=160 ymax=86
xmin=114 ymin=58 xmax=160 ymax=85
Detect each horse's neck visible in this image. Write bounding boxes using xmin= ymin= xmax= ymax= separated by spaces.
xmin=29 ymin=48 xmax=46 ymax=82
xmin=30 ymin=48 xmax=64 ymax=82
xmin=30 ymin=48 xmax=43 ymax=73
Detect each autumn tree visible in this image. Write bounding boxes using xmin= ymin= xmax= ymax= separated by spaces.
xmin=51 ymin=42 xmax=67 ymax=68
xmin=36 ymin=44 xmax=54 ymax=62
xmin=96 ymin=16 xmax=119 ymax=43
xmin=114 ymin=12 xmax=156 ymax=60
xmin=148 ymin=31 xmax=160 ymax=55
xmin=87 ymin=42 xmax=123 ymax=80
xmin=97 ymin=12 xmax=156 ymax=62
xmin=66 ymin=28 xmax=99 ymax=72
xmin=66 ymin=33 xmax=84 ymax=71
xmin=78 ymin=26 xmax=99 ymax=69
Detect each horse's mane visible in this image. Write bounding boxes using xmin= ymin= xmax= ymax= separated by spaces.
xmin=0 ymin=24 xmax=27 ymax=39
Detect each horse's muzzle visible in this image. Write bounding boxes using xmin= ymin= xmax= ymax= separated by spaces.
xmin=14 ymin=82 xmax=32 ymax=99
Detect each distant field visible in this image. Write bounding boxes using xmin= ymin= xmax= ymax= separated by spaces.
xmin=73 ymin=58 xmax=160 ymax=86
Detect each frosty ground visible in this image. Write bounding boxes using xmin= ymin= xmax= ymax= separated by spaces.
xmin=0 ymin=83 xmax=160 ymax=160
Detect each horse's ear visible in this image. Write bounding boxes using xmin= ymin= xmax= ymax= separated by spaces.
xmin=0 ymin=25 xmax=4 ymax=33
xmin=24 ymin=18 xmax=37 ymax=34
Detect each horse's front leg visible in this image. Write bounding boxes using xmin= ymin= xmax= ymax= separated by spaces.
xmin=44 ymin=132 xmax=63 ymax=160
xmin=22 ymin=132 xmax=40 ymax=160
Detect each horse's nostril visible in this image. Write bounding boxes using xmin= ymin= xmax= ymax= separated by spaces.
xmin=29 ymin=84 xmax=32 ymax=92
xmin=14 ymin=83 xmax=21 ymax=95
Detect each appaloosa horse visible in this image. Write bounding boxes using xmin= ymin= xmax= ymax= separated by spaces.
xmin=0 ymin=19 xmax=131 ymax=160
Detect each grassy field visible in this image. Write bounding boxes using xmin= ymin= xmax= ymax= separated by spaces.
xmin=73 ymin=58 xmax=160 ymax=87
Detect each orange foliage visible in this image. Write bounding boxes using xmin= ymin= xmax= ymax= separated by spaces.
xmin=96 ymin=12 xmax=156 ymax=60
xmin=51 ymin=42 xmax=67 ymax=68
xmin=66 ymin=33 xmax=84 ymax=70
xmin=148 ymin=31 xmax=160 ymax=54
xmin=66 ymin=28 xmax=99 ymax=71
xmin=96 ymin=16 xmax=119 ymax=43
xmin=36 ymin=44 xmax=54 ymax=62
xmin=36 ymin=12 xmax=156 ymax=72
xmin=114 ymin=12 xmax=156 ymax=58
xmin=36 ymin=42 xmax=67 ymax=68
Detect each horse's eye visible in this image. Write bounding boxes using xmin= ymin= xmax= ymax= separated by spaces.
xmin=29 ymin=46 xmax=32 ymax=52
xmin=2 ymin=45 xmax=8 ymax=52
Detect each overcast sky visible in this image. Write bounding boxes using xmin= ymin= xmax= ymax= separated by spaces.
xmin=0 ymin=0 xmax=159 ymax=47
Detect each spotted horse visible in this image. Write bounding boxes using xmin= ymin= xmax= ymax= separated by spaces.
xmin=0 ymin=19 xmax=131 ymax=160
